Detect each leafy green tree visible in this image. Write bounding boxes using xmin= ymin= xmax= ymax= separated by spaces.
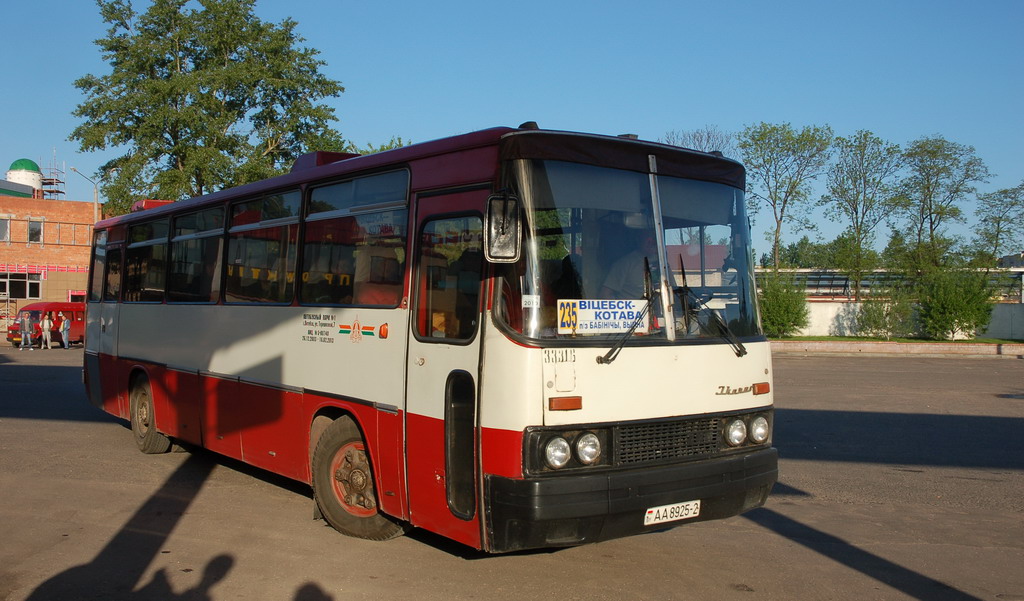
xmin=856 ymin=285 xmax=915 ymax=340
xmin=916 ymin=269 xmax=993 ymax=340
xmin=970 ymin=181 xmax=1024 ymax=266
xmin=898 ymin=136 xmax=989 ymax=272
xmin=357 ymin=136 xmax=411 ymax=155
xmin=760 ymin=234 xmax=877 ymax=272
xmin=821 ymin=131 xmax=903 ymax=299
xmin=831 ymin=230 xmax=882 ymax=279
xmin=71 ymin=0 xmax=349 ymax=215
xmin=881 ymin=230 xmax=959 ymax=273
xmin=760 ymin=237 xmax=812 ymax=268
xmin=771 ymin=235 xmax=834 ymax=268
xmin=757 ymin=271 xmax=809 ymax=338
xmin=738 ymin=122 xmax=833 ymax=270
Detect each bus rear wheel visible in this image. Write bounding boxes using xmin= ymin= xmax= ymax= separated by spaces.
xmin=311 ymin=417 xmax=407 ymax=541
xmin=130 ymin=376 xmax=172 ymax=454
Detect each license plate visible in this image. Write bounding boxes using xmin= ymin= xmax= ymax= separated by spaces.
xmin=644 ymin=500 xmax=701 ymax=526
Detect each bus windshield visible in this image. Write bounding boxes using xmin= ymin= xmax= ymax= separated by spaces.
xmin=495 ymin=159 xmax=762 ymax=343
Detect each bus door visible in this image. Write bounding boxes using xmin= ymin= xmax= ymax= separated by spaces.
xmin=96 ymin=244 xmax=125 ymax=415
xmin=98 ymin=244 xmax=123 ymax=358
xmin=405 ymin=191 xmax=486 ymax=548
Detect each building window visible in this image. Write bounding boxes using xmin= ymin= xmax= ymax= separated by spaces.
xmin=1 ymin=273 xmax=42 ymax=300
xmin=28 ymin=219 xmax=43 ymax=244
xmin=0 ymin=218 xmax=10 ymax=242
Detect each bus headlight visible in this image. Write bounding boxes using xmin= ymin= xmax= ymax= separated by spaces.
xmin=575 ymin=432 xmax=602 ymax=465
xmin=750 ymin=416 xmax=770 ymax=444
xmin=725 ymin=419 xmax=747 ymax=446
xmin=544 ymin=437 xmax=571 ymax=469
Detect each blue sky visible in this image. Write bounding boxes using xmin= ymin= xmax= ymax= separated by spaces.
xmin=3 ymin=0 xmax=1022 ymax=256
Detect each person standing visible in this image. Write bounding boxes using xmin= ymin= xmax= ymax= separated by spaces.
xmin=40 ymin=312 xmax=54 ymax=349
xmin=18 ymin=311 xmax=34 ymax=351
xmin=59 ymin=312 xmax=72 ymax=349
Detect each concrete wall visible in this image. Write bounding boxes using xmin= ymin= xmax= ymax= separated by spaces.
xmin=796 ymin=301 xmax=1024 ymax=340
xmin=982 ymin=303 xmax=1024 ymax=340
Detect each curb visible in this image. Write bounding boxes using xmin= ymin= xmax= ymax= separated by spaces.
xmin=771 ymin=340 xmax=1024 ymax=359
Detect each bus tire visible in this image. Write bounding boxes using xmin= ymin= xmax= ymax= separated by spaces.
xmin=311 ymin=417 xmax=407 ymax=541
xmin=130 ymin=375 xmax=172 ymax=454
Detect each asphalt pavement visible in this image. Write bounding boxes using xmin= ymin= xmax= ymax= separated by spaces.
xmin=1 ymin=344 xmax=1021 ymax=601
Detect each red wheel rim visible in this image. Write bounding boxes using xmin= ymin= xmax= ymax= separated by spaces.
xmin=328 ymin=441 xmax=377 ymax=518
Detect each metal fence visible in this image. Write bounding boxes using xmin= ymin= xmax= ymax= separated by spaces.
xmin=755 ymin=269 xmax=1024 ymax=303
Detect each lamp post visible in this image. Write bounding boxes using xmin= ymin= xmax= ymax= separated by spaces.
xmin=69 ymin=167 xmax=100 ymax=224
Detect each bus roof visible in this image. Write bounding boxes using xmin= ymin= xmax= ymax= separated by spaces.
xmin=94 ymin=127 xmax=517 ymax=230
xmin=94 ymin=125 xmax=745 ymax=229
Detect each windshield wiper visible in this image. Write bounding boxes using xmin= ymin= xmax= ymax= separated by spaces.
xmin=597 ymin=257 xmax=653 ymax=365
xmin=675 ymin=254 xmax=747 ymax=358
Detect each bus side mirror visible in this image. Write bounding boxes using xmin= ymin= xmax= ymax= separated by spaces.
xmin=484 ymin=193 xmax=521 ymax=263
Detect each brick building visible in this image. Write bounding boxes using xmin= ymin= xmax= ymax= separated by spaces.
xmin=2 ymin=159 xmax=95 ymax=325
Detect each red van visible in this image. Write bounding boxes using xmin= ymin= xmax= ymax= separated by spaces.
xmin=6 ymin=302 xmax=85 ymax=348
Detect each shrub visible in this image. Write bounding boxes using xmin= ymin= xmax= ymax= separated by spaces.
xmin=857 ymin=286 xmax=915 ymax=340
xmin=916 ymin=270 xmax=993 ymax=340
xmin=758 ymin=271 xmax=809 ymax=338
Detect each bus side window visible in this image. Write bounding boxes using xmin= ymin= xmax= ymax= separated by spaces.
xmin=415 ymin=216 xmax=483 ymax=340
xmin=225 ymin=192 xmax=300 ymax=304
xmin=301 ymin=210 xmax=406 ymax=307
xmin=89 ymin=250 xmax=106 ymax=302
xmin=225 ymin=224 xmax=298 ymax=303
xmin=493 ymin=263 xmax=524 ymax=334
xmin=168 ymin=207 xmax=224 ymax=303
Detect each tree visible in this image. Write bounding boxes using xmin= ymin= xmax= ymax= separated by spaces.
xmin=738 ymin=122 xmax=833 ymax=270
xmin=898 ymin=136 xmax=989 ymax=272
xmin=757 ymin=271 xmax=809 ymax=338
xmin=830 ymin=231 xmax=882 ymax=293
xmin=778 ymin=235 xmax=825 ymax=268
xmin=916 ymin=269 xmax=993 ymax=340
xmin=970 ymin=181 xmax=1024 ymax=266
xmin=357 ymin=136 xmax=411 ymax=155
xmin=761 ymin=235 xmax=837 ymax=268
xmin=881 ymin=226 xmax=961 ymax=275
xmin=661 ymin=125 xmax=737 ymax=158
xmin=71 ymin=0 xmax=349 ymax=215
xmin=820 ymin=131 xmax=903 ymax=299
xmin=856 ymin=285 xmax=915 ymax=341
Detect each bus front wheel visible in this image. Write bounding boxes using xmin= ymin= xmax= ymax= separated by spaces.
xmin=130 ymin=376 xmax=172 ymax=454
xmin=311 ymin=417 xmax=407 ymax=541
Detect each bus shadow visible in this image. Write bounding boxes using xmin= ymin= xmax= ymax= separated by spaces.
xmin=174 ymin=441 xmax=314 ymax=499
xmin=747 ymin=408 xmax=1020 ymax=599
xmin=24 ymin=451 xmax=331 ymax=601
xmin=742 ymin=504 xmax=981 ymax=601
xmin=770 ymin=481 xmax=811 ymax=496
xmin=0 ymin=362 xmax=118 ymax=423
xmin=773 ymin=408 xmax=1024 ymax=470
xmin=26 ymin=453 xmax=220 ymax=600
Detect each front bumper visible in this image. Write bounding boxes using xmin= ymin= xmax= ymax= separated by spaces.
xmin=484 ymin=446 xmax=777 ymax=553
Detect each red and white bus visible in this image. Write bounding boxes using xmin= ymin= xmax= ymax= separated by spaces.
xmin=84 ymin=124 xmax=777 ymax=552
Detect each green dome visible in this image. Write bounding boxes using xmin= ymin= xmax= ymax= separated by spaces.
xmin=9 ymin=158 xmax=41 ymax=173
